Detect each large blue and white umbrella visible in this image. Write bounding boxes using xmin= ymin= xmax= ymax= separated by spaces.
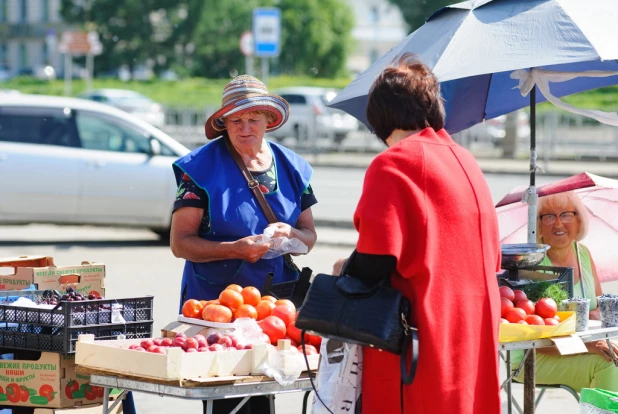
xmin=329 ymin=0 xmax=618 ymax=243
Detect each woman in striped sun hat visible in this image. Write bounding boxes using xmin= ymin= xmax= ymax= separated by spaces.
xmin=170 ymin=75 xmax=318 ymax=414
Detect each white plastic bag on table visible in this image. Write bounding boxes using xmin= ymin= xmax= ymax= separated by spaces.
xmin=581 ymin=388 xmax=618 ymax=413
xmin=313 ymin=339 xmax=363 ymax=414
xmin=254 ymin=344 xmax=305 ymax=386
xmin=257 ymin=226 xmax=308 ymax=259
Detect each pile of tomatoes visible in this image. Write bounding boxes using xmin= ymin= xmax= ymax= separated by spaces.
xmin=181 ymin=284 xmax=321 ymax=353
xmin=499 ymin=286 xmax=559 ymax=326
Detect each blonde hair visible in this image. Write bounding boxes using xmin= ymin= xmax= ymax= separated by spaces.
xmin=536 ymin=191 xmax=589 ymax=243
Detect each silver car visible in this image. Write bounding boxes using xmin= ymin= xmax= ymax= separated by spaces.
xmin=269 ymin=87 xmax=359 ymax=144
xmin=0 ymin=94 xmax=189 ymax=238
xmin=78 ymin=89 xmax=166 ymax=128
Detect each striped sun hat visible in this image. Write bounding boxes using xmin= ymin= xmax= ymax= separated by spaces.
xmin=204 ymin=75 xmax=290 ymax=140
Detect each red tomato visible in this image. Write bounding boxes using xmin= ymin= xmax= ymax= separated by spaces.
xmin=39 ymin=384 xmax=55 ymax=402
xmin=500 ymin=318 xmax=510 ymax=324
xmin=544 ymin=318 xmax=560 ymax=326
xmin=65 ymin=379 xmax=79 ymax=399
xmin=515 ymin=300 xmax=536 ymax=315
xmin=525 ymin=315 xmax=545 ymax=325
xmin=513 ymin=290 xmax=527 ymax=303
xmin=182 ymin=299 xmax=204 ymax=319
xmin=259 ymin=316 xmax=287 ymax=344
xmin=517 ymin=320 xmax=528 ymax=325
xmin=505 ymin=308 xmax=527 ymax=323
xmin=535 ymin=298 xmax=558 ymax=319
xmin=500 ymin=297 xmax=514 ymax=318
xmin=19 ymin=385 xmax=29 ymax=402
xmin=286 ymin=322 xmax=302 ymax=344
xmin=499 ymin=286 xmax=515 ymax=302
xmin=298 ymin=344 xmax=318 ymax=355
xmin=284 ymin=335 xmax=299 ymax=347
xmin=6 ymin=383 xmax=21 ymax=403
xmin=84 ymin=384 xmax=98 ymax=401
xmin=271 ymin=305 xmax=296 ymax=326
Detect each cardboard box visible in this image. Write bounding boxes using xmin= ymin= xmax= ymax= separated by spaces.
xmin=0 ymin=256 xmax=105 ymax=297
xmin=75 ymin=335 xmax=319 ymax=381
xmin=0 ymin=351 xmax=107 ymax=408
xmin=33 ymin=402 xmax=123 ymax=414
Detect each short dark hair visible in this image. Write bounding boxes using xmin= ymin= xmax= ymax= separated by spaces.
xmin=366 ymin=53 xmax=445 ymax=142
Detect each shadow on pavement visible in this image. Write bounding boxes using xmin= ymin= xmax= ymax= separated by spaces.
xmin=0 ymin=239 xmax=169 ymax=248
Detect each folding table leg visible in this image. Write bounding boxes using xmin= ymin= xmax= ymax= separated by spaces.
xmin=302 ymin=391 xmax=311 ymax=414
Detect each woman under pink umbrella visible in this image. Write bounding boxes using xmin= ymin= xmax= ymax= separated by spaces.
xmin=511 ymin=190 xmax=618 ymax=392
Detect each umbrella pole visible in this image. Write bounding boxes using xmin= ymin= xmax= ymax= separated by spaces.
xmin=524 ymin=86 xmax=538 ymax=414
xmin=526 ymin=86 xmax=538 ymax=245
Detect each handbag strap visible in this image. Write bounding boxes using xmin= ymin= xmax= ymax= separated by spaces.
xmin=224 ymin=136 xmax=299 ymax=270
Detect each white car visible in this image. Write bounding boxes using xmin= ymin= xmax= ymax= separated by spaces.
xmin=0 ymin=94 xmax=190 ymax=238
xmin=77 ymin=89 xmax=166 ymax=128
xmin=269 ymin=87 xmax=359 ymax=144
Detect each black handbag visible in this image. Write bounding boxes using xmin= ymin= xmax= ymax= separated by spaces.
xmin=296 ymin=268 xmax=419 ymax=384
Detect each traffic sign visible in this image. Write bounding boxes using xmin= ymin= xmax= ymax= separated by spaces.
xmin=252 ymin=8 xmax=281 ymax=58
xmin=240 ymin=31 xmax=254 ymax=57
xmin=58 ymin=31 xmax=102 ymax=56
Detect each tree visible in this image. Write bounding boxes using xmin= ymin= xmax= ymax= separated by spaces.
xmin=190 ymin=0 xmax=354 ymax=78
xmin=60 ymin=0 xmax=184 ymax=74
xmin=278 ymin=0 xmax=354 ymax=77
xmin=189 ymin=0 xmax=271 ymax=78
xmin=387 ymin=0 xmax=458 ymax=33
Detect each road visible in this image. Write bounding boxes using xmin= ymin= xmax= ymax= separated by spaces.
xmin=0 ymin=169 xmax=609 ymax=413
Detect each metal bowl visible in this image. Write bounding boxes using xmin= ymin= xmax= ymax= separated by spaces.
xmin=500 ymin=243 xmax=550 ymax=270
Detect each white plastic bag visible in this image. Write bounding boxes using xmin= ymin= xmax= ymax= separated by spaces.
xmin=313 ymin=339 xmax=363 ymax=414
xmin=257 ymin=226 xmax=308 ymax=259
xmin=254 ymin=344 xmax=305 ymax=386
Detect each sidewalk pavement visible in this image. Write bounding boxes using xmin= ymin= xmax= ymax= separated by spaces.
xmin=304 ymin=151 xmax=618 ymax=178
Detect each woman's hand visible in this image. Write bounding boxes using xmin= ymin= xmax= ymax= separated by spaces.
xmin=265 ymin=222 xmax=295 ymax=239
xmin=332 ymin=258 xmax=347 ymax=276
xmin=589 ymin=308 xmax=601 ymax=320
xmin=586 ymin=339 xmax=618 ymax=362
xmin=233 ymin=235 xmax=272 ymax=263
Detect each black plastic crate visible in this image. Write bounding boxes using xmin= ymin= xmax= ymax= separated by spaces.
xmin=262 ymin=268 xmax=312 ymax=309
xmin=0 ymin=321 xmax=153 ymax=353
xmin=0 ymin=291 xmax=153 ymax=328
xmin=497 ymin=265 xmax=574 ymax=298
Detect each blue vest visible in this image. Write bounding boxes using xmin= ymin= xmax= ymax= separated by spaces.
xmin=173 ymin=138 xmax=313 ymax=304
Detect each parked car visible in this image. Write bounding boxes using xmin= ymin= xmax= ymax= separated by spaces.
xmin=0 ymin=94 xmax=190 ymax=238
xmin=269 ymin=87 xmax=359 ymax=144
xmin=77 ymin=89 xmax=165 ymax=128
xmin=454 ymin=110 xmax=530 ymax=147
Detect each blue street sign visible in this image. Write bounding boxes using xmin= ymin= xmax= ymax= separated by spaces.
xmin=252 ymin=8 xmax=281 ymax=58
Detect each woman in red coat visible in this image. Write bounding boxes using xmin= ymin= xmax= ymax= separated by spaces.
xmin=333 ymin=54 xmax=502 ymax=413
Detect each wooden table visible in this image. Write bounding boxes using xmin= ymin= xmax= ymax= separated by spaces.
xmin=499 ymin=321 xmax=618 ymax=414
xmin=76 ymin=366 xmax=315 ymax=414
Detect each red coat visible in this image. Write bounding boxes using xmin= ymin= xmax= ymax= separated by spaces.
xmin=354 ymin=128 xmax=501 ymax=414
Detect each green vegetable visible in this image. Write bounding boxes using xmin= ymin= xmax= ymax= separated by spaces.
xmin=72 ymin=390 xmax=85 ymax=399
xmin=522 ymin=281 xmax=569 ymax=303
xmin=29 ymin=396 xmax=49 ymax=405
xmin=0 ymin=393 xmax=7 ymax=402
xmin=27 ymin=388 xmax=36 ymax=396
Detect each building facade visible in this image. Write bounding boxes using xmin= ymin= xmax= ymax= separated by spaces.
xmin=343 ymin=0 xmax=408 ymax=75
xmin=0 ymin=0 xmax=65 ymax=74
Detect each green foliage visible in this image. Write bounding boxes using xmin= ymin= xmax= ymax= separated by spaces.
xmin=522 ymin=281 xmax=569 ymax=303
xmin=278 ymin=0 xmax=355 ymax=77
xmin=387 ymin=0 xmax=458 ymax=32
xmin=59 ymin=0 xmax=354 ymax=79
xmin=60 ymin=0 xmax=182 ymax=74
xmin=2 ymin=75 xmax=354 ymax=107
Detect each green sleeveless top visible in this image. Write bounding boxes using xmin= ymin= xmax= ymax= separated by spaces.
xmin=538 ymin=243 xmax=597 ymax=310
xmin=510 ymin=243 xmax=596 ymax=366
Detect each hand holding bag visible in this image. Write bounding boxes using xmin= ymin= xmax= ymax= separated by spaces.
xmin=296 ymin=259 xmax=418 ymax=384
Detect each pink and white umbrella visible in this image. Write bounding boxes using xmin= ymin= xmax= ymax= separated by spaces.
xmin=496 ymin=172 xmax=618 ymax=282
